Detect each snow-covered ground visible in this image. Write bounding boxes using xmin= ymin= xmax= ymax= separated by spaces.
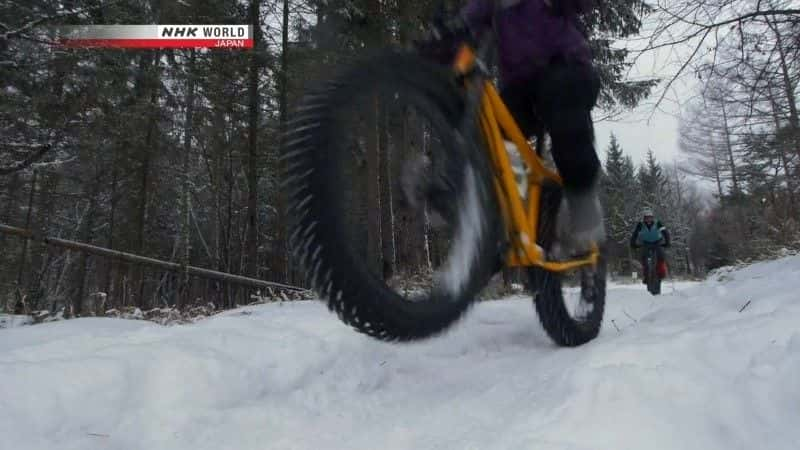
xmin=3 ymin=256 xmax=800 ymax=450
xmin=0 ymin=314 xmax=32 ymax=328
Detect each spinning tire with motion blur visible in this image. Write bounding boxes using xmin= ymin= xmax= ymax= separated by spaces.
xmin=282 ymin=50 xmax=503 ymax=342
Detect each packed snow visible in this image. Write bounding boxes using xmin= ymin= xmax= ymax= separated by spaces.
xmin=2 ymin=256 xmax=800 ymax=450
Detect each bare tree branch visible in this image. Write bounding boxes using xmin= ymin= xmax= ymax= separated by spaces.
xmin=649 ymin=27 xmax=712 ymax=120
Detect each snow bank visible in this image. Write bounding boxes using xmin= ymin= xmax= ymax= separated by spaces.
xmin=0 ymin=314 xmax=33 ymax=328
xmin=2 ymin=256 xmax=800 ymax=450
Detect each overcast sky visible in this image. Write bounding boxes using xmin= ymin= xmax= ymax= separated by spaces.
xmin=595 ymin=102 xmax=682 ymax=167
xmin=592 ymin=19 xmax=703 ymax=169
xmin=594 ymin=65 xmax=696 ymax=170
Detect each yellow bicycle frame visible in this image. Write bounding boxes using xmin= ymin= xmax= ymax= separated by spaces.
xmin=454 ymin=44 xmax=598 ymax=272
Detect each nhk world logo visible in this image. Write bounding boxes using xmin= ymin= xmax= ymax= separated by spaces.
xmin=57 ymin=25 xmax=253 ymax=49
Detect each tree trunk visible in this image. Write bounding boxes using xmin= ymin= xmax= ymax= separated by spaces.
xmin=365 ymin=96 xmax=383 ymax=274
xmin=179 ymin=49 xmax=197 ymax=309
xmin=767 ymin=82 xmax=796 ymax=216
xmin=245 ymin=0 xmax=262 ymax=279
xmin=29 ymin=172 xmax=58 ymax=311
xmin=708 ymin=131 xmax=724 ymax=198
xmin=135 ymin=51 xmax=161 ymax=309
xmin=274 ymin=0 xmax=290 ymax=283
xmin=15 ymin=170 xmax=37 ymax=310
xmin=408 ymin=113 xmax=430 ymax=272
xmin=364 ymin=0 xmax=383 ymax=275
xmin=225 ymin=143 xmax=234 ymax=307
xmin=0 ymin=172 xmax=19 ymax=242
xmin=212 ymin=106 xmax=226 ymax=274
xmin=104 ymin=157 xmax=118 ymax=306
xmin=0 ymin=224 xmax=308 ymax=293
xmin=73 ymin=181 xmax=100 ymax=317
xmin=379 ymin=101 xmax=395 ymax=279
xmin=393 ymin=108 xmax=411 ymax=274
xmin=719 ymin=102 xmax=739 ymax=195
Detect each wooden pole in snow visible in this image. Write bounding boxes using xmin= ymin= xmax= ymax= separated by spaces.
xmin=0 ymin=223 xmax=309 ymax=293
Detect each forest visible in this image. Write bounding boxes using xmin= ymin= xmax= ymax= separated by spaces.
xmin=1 ymin=0 xmax=798 ymax=317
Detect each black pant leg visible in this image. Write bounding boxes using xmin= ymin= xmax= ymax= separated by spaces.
xmin=499 ymin=82 xmax=540 ymax=139
xmin=533 ymin=63 xmax=601 ymax=193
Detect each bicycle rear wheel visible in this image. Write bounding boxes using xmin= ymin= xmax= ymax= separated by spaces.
xmin=283 ymin=50 xmax=502 ymax=341
xmin=647 ymin=251 xmax=660 ymax=295
xmin=527 ymin=184 xmax=606 ymax=347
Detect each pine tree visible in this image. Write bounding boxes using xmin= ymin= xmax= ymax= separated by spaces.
xmin=638 ymin=149 xmax=668 ymax=215
xmin=583 ymin=0 xmax=658 ymax=111
xmin=601 ymin=133 xmax=640 ymax=275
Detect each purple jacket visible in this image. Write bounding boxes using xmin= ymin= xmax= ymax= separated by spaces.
xmin=461 ymin=0 xmax=592 ymax=85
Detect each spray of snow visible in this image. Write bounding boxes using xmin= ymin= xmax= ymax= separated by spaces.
xmin=436 ymin=164 xmax=486 ymax=297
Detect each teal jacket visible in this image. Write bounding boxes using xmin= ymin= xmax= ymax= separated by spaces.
xmin=630 ymin=220 xmax=670 ymax=247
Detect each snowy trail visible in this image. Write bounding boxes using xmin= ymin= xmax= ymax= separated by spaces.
xmin=3 ymin=257 xmax=800 ymax=450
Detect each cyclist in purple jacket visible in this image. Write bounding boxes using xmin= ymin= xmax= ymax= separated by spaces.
xmin=458 ymin=0 xmax=605 ymax=250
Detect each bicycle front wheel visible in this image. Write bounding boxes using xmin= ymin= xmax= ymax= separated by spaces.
xmin=283 ymin=50 xmax=503 ymax=341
